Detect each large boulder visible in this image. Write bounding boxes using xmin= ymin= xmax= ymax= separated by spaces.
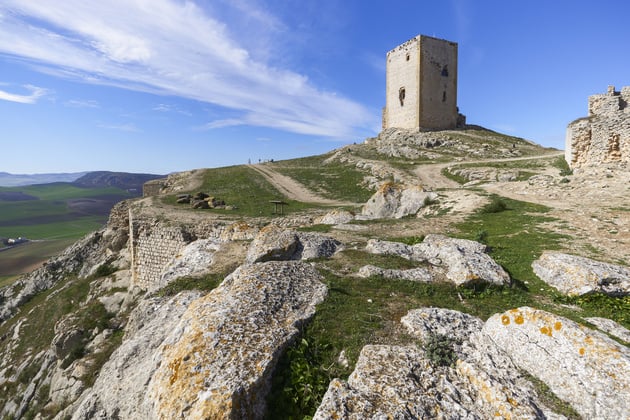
xmin=484 ymin=307 xmax=630 ymax=418
xmin=70 ymin=291 xmax=202 ymax=419
xmin=361 ymin=182 xmax=437 ymax=219
xmin=365 ymin=235 xmax=510 ymax=287
xmin=246 ymin=225 xmax=342 ymax=263
xmin=356 ymin=265 xmax=432 ymax=283
xmin=315 ymin=307 xmax=558 ymax=419
xmin=416 ymin=234 xmax=510 ymax=286
xmin=585 ymin=317 xmax=630 ymax=343
xmin=156 ymin=239 xmax=223 ymax=290
xmin=314 ymin=209 xmax=355 ymax=225
xmin=148 ymin=261 xmax=327 ymax=419
xmin=532 ymin=251 xmax=630 ymax=296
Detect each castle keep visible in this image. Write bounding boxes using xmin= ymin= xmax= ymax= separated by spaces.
xmin=383 ymin=35 xmax=461 ymax=130
xmin=566 ymin=85 xmax=630 ymax=168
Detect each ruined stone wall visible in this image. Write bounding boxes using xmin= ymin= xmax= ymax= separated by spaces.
xmin=566 ymin=86 xmax=630 ymax=168
xmin=128 ymin=211 xmax=226 ymax=290
xmin=383 ymin=35 xmax=458 ymax=131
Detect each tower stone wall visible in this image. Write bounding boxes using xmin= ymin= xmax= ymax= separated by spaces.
xmin=566 ymin=85 xmax=630 ymax=168
xmin=383 ymin=35 xmax=459 ymax=130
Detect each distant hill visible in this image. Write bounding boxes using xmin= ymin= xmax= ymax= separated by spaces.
xmin=0 ymin=171 xmax=88 ymax=187
xmin=72 ymin=171 xmax=164 ymax=193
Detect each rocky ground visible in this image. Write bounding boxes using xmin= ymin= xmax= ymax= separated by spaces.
xmin=0 ymin=127 xmax=628 ymax=419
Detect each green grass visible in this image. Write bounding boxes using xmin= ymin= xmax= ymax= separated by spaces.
xmin=0 ymin=239 xmax=77 ymax=285
xmin=271 ymin=155 xmax=373 ymax=203
xmin=164 ymin=165 xmax=317 ymax=217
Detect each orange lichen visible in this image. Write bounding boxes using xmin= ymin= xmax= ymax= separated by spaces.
xmin=501 ymin=315 xmax=510 ymax=325
xmin=540 ymin=326 xmax=552 ymax=337
xmin=554 ymin=321 xmax=562 ymax=331
xmin=579 ymin=347 xmax=586 ymax=356
xmin=514 ymin=314 xmax=524 ymax=325
xmin=168 ymin=357 xmax=182 ymax=386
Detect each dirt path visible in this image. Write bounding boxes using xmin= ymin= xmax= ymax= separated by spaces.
xmin=413 ymin=151 xmax=564 ymax=190
xmin=248 ymin=164 xmax=358 ymax=206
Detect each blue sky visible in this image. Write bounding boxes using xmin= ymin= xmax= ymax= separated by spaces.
xmin=1 ymin=0 xmax=628 ymax=174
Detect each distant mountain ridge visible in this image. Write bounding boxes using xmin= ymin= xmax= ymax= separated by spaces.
xmin=0 ymin=171 xmax=163 ymax=190
xmin=72 ymin=171 xmax=164 ymax=192
xmin=0 ymin=171 xmax=88 ymax=187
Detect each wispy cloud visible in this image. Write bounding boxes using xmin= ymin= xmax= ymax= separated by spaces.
xmin=153 ymin=103 xmax=192 ymax=116
xmin=0 ymin=84 xmax=48 ymax=104
xmin=0 ymin=0 xmax=373 ymax=138
xmin=98 ymin=122 xmax=141 ymax=132
xmin=65 ymin=99 xmax=99 ymax=108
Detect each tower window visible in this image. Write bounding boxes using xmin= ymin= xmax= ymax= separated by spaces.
xmin=441 ymin=65 xmax=449 ymax=77
xmin=399 ymin=87 xmax=406 ymax=106
xmin=406 ymin=53 xmax=410 ymax=61
xmin=442 ymin=91 xmax=447 ymax=102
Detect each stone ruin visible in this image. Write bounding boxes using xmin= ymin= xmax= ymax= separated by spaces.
xmin=566 ymin=85 xmax=630 ymax=168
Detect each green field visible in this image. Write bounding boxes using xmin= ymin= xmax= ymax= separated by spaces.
xmin=0 ymin=183 xmax=133 ymax=282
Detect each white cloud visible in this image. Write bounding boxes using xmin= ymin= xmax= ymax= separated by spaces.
xmin=0 ymin=0 xmax=374 ymax=138
xmin=65 ymin=99 xmax=99 ymax=108
xmin=98 ymin=122 xmax=140 ymax=132
xmin=0 ymin=84 xmax=48 ymax=104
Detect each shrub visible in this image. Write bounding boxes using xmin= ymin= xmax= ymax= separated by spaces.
xmin=424 ymin=333 xmax=457 ymax=367
xmin=479 ymin=197 xmax=508 ymax=214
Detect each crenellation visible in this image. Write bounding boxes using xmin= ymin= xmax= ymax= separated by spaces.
xmin=566 ymin=85 xmax=630 ymax=168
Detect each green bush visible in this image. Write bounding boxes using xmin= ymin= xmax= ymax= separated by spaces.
xmin=479 ymin=197 xmax=508 ymax=214
xmin=424 ymin=333 xmax=458 ymax=367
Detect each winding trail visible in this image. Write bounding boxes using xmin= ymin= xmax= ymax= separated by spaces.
xmin=413 ymin=151 xmax=565 ymax=190
xmin=247 ymin=164 xmax=358 ymax=207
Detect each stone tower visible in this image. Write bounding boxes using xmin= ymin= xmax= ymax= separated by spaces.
xmin=382 ymin=35 xmax=460 ymax=130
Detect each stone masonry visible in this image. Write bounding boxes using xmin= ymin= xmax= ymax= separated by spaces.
xmin=128 ymin=210 xmax=226 ymax=290
xmin=566 ymin=85 xmax=630 ymax=168
xmin=383 ymin=35 xmax=461 ymax=131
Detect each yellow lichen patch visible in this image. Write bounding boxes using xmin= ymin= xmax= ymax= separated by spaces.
xmin=539 ymin=326 xmax=552 ymax=337
xmin=579 ymin=347 xmax=586 ymax=356
xmin=554 ymin=321 xmax=562 ymax=331
xmin=168 ymin=357 xmax=182 ymax=386
xmin=514 ymin=314 xmax=524 ymax=325
xmin=501 ymin=315 xmax=510 ymax=326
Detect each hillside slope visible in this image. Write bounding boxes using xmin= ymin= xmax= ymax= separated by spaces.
xmin=0 ymin=127 xmax=628 ymax=419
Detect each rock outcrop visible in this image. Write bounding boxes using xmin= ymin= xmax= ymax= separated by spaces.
xmin=246 ymin=225 xmax=342 ymax=263
xmin=155 ymin=238 xmax=223 ymax=291
xmin=485 ymin=307 xmax=630 ymax=418
xmin=148 ymin=261 xmax=327 ymax=419
xmin=532 ymin=251 xmax=630 ymax=296
xmin=364 ymin=235 xmax=510 ymax=286
xmin=315 ymin=307 xmax=559 ymax=419
xmin=361 ymin=182 xmax=437 ymax=219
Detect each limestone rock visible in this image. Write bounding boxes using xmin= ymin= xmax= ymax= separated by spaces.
xmin=484 ymin=307 xmax=630 ymax=419
xmin=315 ymin=307 xmax=556 ymax=419
xmin=156 ymin=238 xmax=222 ymax=290
xmin=295 ymin=232 xmax=344 ymax=260
xmin=246 ymin=225 xmax=342 ymax=263
xmin=70 ymin=291 xmax=202 ymax=419
xmin=585 ymin=317 xmax=630 ymax=343
xmin=365 ymin=235 xmax=510 ymax=287
xmin=401 ymin=307 xmax=483 ymax=344
xmin=356 ymin=265 xmax=432 ymax=282
xmin=532 ymin=251 xmax=630 ymax=296
xmin=361 ymin=182 xmax=437 ymax=219
xmin=416 ymin=234 xmax=510 ymax=286
xmin=219 ymin=221 xmax=259 ymax=241
xmin=314 ymin=209 xmax=355 ymax=225
xmin=148 ymin=261 xmax=327 ymax=419
xmin=245 ymin=225 xmax=300 ymax=263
